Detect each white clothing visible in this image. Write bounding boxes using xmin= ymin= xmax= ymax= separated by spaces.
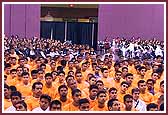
xmin=133 ymin=99 xmax=146 ymax=111
xmin=155 ymin=45 xmax=163 ymax=57
xmin=5 ymin=106 xmax=16 ymax=111
xmin=32 ymin=107 xmax=49 ymax=111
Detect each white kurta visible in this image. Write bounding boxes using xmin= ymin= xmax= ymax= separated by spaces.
xmin=32 ymin=107 xmax=49 ymax=111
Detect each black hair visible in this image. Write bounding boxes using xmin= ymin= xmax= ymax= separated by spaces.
xmin=125 ymin=73 xmax=133 ymax=78
xmin=40 ymin=63 xmax=46 ymax=68
xmin=115 ymin=71 xmax=122 ymax=74
xmin=89 ymin=85 xmax=98 ymax=91
xmin=75 ymin=71 xmax=82 ymax=75
xmin=68 ymin=70 xmax=74 ymax=74
xmin=88 ymin=75 xmax=96 ymax=81
xmin=122 ymin=67 xmax=128 ymax=71
xmin=160 ymin=103 xmax=164 ymax=111
xmin=97 ymin=90 xmax=106 ymax=97
xmin=58 ymin=71 xmax=65 ymax=75
xmin=160 ymin=80 xmax=164 ymax=86
xmin=32 ymin=82 xmax=43 ymax=90
xmin=72 ymin=88 xmax=81 ymax=96
xmin=79 ymin=98 xmax=90 ymax=106
xmin=138 ymin=66 xmax=147 ymax=71
xmin=44 ymin=73 xmax=53 ymax=79
xmin=5 ymin=63 xmax=11 ymax=69
xmin=124 ymin=94 xmax=133 ymax=102
xmin=121 ymin=81 xmax=129 ymax=86
xmin=101 ymin=68 xmax=108 ymax=73
xmin=21 ymin=72 xmax=29 ymax=77
xmin=38 ymin=67 xmax=45 ymax=72
xmin=96 ymin=80 xmax=104 ymax=85
xmin=156 ymin=55 xmax=162 ymax=59
xmin=107 ymin=99 xmax=118 ymax=107
xmin=132 ymin=88 xmax=140 ymax=94
xmin=49 ymin=100 xmax=62 ymax=110
xmin=109 ymin=87 xmax=117 ymax=94
xmin=9 ymin=86 xmax=17 ymax=92
xmin=4 ymin=84 xmax=9 ymax=89
xmin=146 ymin=79 xmax=155 ymax=84
xmin=137 ymin=80 xmax=146 ymax=87
xmin=65 ymin=75 xmax=74 ymax=82
xmin=10 ymin=91 xmax=22 ymax=99
xmin=15 ymin=100 xmax=27 ymax=110
xmin=31 ymin=70 xmax=38 ymax=75
xmin=147 ymin=103 xmax=158 ymax=111
xmin=10 ymin=69 xmax=17 ymax=73
xmin=57 ymin=66 xmax=64 ymax=72
xmin=4 ymin=75 xmax=7 ymax=79
xmin=61 ymin=60 xmax=67 ymax=66
xmin=114 ymin=62 xmax=120 ymax=67
xmin=40 ymin=94 xmax=51 ymax=103
xmin=58 ymin=85 xmax=68 ymax=93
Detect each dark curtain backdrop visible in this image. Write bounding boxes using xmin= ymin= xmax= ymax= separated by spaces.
xmin=40 ymin=21 xmax=97 ymax=49
xmin=40 ymin=21 xmax=54 ymax=39
xmin=77 ymin=23 xmax=92 ymax=46
xmin=53 ymin=22 xmax=65 ymax=42
xmin=67 ymin=22 xmax=93 ymax=47
xmin=66 ymin=22 xmax=79 ymax=44
xmin=40 ymin=21 xmax=65 ymax=41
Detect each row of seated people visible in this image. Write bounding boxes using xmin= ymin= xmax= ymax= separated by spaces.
xmin=4 ymin=37 xmax=164 ymax=111
xmin=4 ymin=80 xmax=164 ymax=111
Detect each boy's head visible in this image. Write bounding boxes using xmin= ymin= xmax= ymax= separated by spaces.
xmin=79 ymin=98 xmax=90 ymax=111
xmin=72 ymin=89 xmax=82 ymax=103
xmin=107 ymin=99 xmax=120 ymax=111
xmin=15 ymin=100 xmax=27 ymax=111
xmin=49 ymin=100 xmax=62 ymax=111
xmin=58 ymin=85 xmax=68 ymax=97
xmin=40 ymin=94 xmax=51 ymax=111
xmin=97 ymin=90 xmax=107 ymax=105
xmin=124 ymin=94 xmax=133 ymax=110
xmin=109 ymin=87 xmax=117 ymax=99
xmin=32 ymin=82 xmax=43 ymax=97
xmin=10 ymin=91 xmax=22 ymax=107
xmin=147 ymin=103 xmax=158 ymax=111
xmin=4 ymin=84 xmax=10 ymax=99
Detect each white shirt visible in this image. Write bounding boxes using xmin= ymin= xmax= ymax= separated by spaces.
xmin=32 ymin=107 xmax=49 ymax=111
xmin=40 ymin=51 xmax=46 ymax=58
xmin=155 ymin=45 xmax=163 ymax=56
xmin=133 ymin=99 xmax=146 ymax=111
xmin=5 ymin=105 xmax=16 ymax=111
xmin=49 ymin=52 xmax=56 ymax=58
xmin=128 ymin=43 xmax=134 ymax=52
xmin=121 ymin=46 xmax=126 ymax=57
xmin=69 ymin=53 xmax=74 ymax=61
xmin=30 ymin=50 xmax=35 ymax=55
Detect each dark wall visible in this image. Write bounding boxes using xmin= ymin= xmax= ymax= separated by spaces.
xmin=41 ymin=7 xmax=98 ymax=18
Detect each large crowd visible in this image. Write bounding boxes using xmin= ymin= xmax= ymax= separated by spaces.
xmin=4 ymin=35 xmax=164 ymax=111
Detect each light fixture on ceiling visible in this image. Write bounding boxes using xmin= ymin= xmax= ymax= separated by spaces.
xmin=44 ymin=11 xmax=54 ymax=21
xmin=69 ymin=4 xmax=74 ymax=8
